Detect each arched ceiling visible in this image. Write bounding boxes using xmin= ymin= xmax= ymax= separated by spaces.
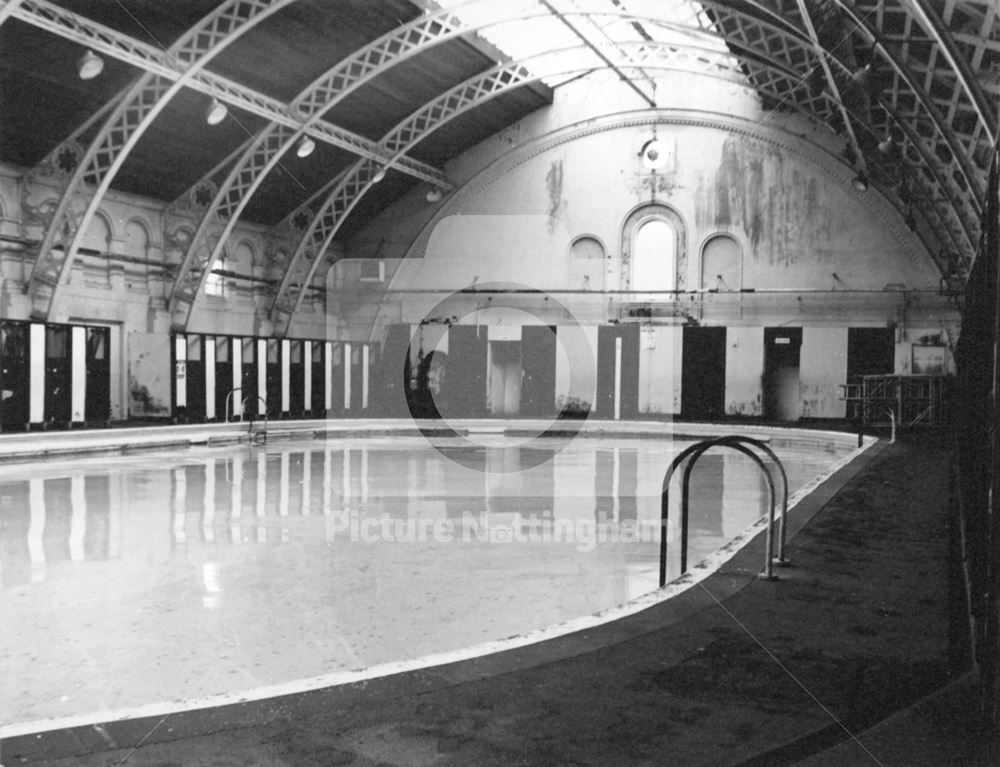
xmin=0 ymin=0 xmax=996 ymax=331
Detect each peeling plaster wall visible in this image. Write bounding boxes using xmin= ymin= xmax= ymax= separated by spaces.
xmin=800 ymin=327 xmax=848 ymax=419
xmin=725 ymin=327 xmax=764 ymax=417
xmin=638 ymin=326 xmax=682 ymax=415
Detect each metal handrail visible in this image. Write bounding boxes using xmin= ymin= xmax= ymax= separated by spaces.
xmin=242 ymin=395 xmax=268 ymax=444
xmin=659 ymin=435 xmax=789 ymax=586
xmin=225 ymin=387 xmax=242 ymax=422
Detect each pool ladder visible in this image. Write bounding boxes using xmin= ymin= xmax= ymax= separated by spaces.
xmin=224 ymin=388 xmax=268 ymax=445
xmin=243 ymin=396 xmax=268 ymax=445
xmin=659 ymin=435 xmax=789 ymax=586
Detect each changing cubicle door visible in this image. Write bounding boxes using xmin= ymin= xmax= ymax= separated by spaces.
xmin=45 ymin=325 xmax=71 ymax=428
xmin=289 ymin=340 xmax=305 ymax=417
xmin=329 ymin=343 xmax=345 ymax=417
xmin=310 ymin=341 xmax=325 ymax=417
xmin=681 ymin=326 xmax=726 ymax=421
xmin=266 ymin=339 xmax=281 ymax=418
xmin=241 ymin=338 xmax=258 ymax=418
xmin=521 ymin=325 xmax=557 ymax=417
xmin=185 ymin=335 xmax=206 ymax=423
xmin=84 ymin=327 xmax=111 ymax=425
xmin=0 ymin=321 xmax=29 ymax=431
xmin=214 ymin=337 xmax=232 ymax=421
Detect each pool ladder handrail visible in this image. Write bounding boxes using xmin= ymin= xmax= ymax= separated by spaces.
xmin=241 ymin=395 xmax=268 ymax=445
xmin=659 ymin=435 xmax=789 ymax=587
xmin=225 ymin=387 xmax=242 ymax=422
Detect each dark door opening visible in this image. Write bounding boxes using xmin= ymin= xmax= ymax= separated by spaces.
xmin=45 ymin=326 xmax=71 ymax=428
xmin=241 ymin=338 xmax=258 ymax=419
xmin=310 ymin=341 xmax=325 ymax=417
xmin=84 ymin=326 xmax=110 ymax=425
xmin=763 ymin=327 xmax=802 ymax=422
xmin=681 ymin=326 xmax=727 ymax=420
xmin=214 ymin=337 xmax=232 ymax=421
xmin=445 ymin=325 xmax=487 ymax=418
xmin=1 ymin=322 xmax=29 ymax=431
xmin=266 ymin=339 xmax=281 ymax=418
xmin=185 ymin=335 xmax=206 ymax=423
xmin=521 ymin=325 xmax=557 ymax=417
xmin=289 ymin=340 xmax=305 ymax=417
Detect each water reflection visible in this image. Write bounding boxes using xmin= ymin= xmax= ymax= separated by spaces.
xmin=0 ymin=437 xmax=816 ymax=590
xmin=0 ymin=436 xmax=847 ymax=728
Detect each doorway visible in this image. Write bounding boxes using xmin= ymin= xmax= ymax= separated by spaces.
xmin=681 ymin=326 xmax=726 ymax=420
xmin=490 ymin=341 xmax=521 ymax=415
xmin=521 ymin=326 xmax=557 ymax=417
xmin=763 ymin=327 xmax=802 ymax=421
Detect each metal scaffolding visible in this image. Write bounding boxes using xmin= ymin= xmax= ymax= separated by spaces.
xmin=840 ymin=374 xmax=953 ymax=428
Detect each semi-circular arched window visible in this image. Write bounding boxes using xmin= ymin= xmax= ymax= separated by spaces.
xmin=701 ymin=233 xmax=742 ymax=291
xmin=634 ymin=220 xmax=675 ymax=292
xmin=621 ymin=204 xmax=686 ymax=295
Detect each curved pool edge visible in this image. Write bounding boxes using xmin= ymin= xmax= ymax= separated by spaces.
xmin=0 ymin=420 xmax=880 ymax=742
xmin=0 ymin=416 xmax=867 ymax=463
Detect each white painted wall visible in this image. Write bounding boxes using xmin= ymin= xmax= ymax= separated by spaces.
xmin=638 ymin=326 xmax=682 ymax=415
xmin=555 ymin=324 xmax=598 ymax=415
xmin=725 ymin=327 xmax=764 ymax=417
xmin=800 ymin=327 xmax=848 ymax=419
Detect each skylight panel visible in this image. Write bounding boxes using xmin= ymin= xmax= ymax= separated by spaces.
xmin=429 ymin=0 xmax=738 ymax=88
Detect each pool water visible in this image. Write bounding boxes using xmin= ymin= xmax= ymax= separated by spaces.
xmin=0 ymin=432 xmax=850 ymax=731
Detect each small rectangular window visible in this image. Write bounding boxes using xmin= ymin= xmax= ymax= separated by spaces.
xmin=205 ymin=260 xmax=226 ymax=297
xmin=360 ymin=260 xmax=384 ymax=282
xmin=187 ymin=335 xmax=203 ymax=361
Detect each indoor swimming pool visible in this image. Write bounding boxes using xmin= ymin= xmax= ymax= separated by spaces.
xmin=0 ymin=424 xmax=859 ymax=734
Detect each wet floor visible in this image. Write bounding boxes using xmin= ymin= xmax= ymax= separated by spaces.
xmin=0 ymin=432 xmax=848 ymax=732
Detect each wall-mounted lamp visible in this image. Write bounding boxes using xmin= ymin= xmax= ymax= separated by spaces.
xmin=296 ymin=137 xmax=315 ymax=158
xmin=851 ymin=62 xmax=873 ymax=90
xmin=639 ymin=138 xmax=669 ymax=170
xmin=206 ymin=98 xmax=228 ymax=126
xmin=77 ymin=49 xmax=104 ymax=80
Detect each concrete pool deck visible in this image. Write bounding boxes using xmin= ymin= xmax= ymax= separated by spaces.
xmin=0 ymin=428 xmax=989 ymax=765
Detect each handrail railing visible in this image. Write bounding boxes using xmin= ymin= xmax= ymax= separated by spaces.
xmin=225 ymin=387 xmax=242 ymax=422
xmin=242 ymin=395 xmax=268 ymax=444
xmin=660 ymin=435 xmax=789 ymax=586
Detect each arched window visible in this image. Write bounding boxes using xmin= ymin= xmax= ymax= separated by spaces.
xmin=701 ymin=234 xmax=742 ymax=291
xmin=205 ymin=245 xmax=227 ymax=297
xmin=124 ymin=219 xmax=150 ymax=282
xmin=634 ymin=220 xmax=676 ymax=292
xmin=82 ymin=213 xmax=112 ymax=285
xmin=621 ymin=204 xmax=686 ymax=298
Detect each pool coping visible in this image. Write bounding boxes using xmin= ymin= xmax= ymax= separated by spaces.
xmin=0 ymin=420 xmax=880 ymax=761
xmin=0 ymin=417 xmax=862 ymax=463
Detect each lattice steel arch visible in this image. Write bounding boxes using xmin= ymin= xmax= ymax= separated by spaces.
xmin=702 ymin=0 xmax=990 ymax=271
xmin=0 ymin=0 xmax=24 ymax=27
xmin=170 ymin=2 xmax=755 ymax=332
xmin=170 ymin=2 xmax=525 ymax=331
xmin=9 ymin=0 xmax=450 ymax=187
xmin=269 ymin=39 xmax=916 ymax=336
xmin=22 ymin=0 xmax=299 ymax=323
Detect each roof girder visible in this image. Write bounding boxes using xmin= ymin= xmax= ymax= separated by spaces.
xmin=24 ymin=0 xmax=298 ymax=323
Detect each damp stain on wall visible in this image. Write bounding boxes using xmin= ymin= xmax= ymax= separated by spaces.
xmin=701 ymin=135 xmax=835 ymax=267
xmin=545 ymin=159 xmax=566 ymax=230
